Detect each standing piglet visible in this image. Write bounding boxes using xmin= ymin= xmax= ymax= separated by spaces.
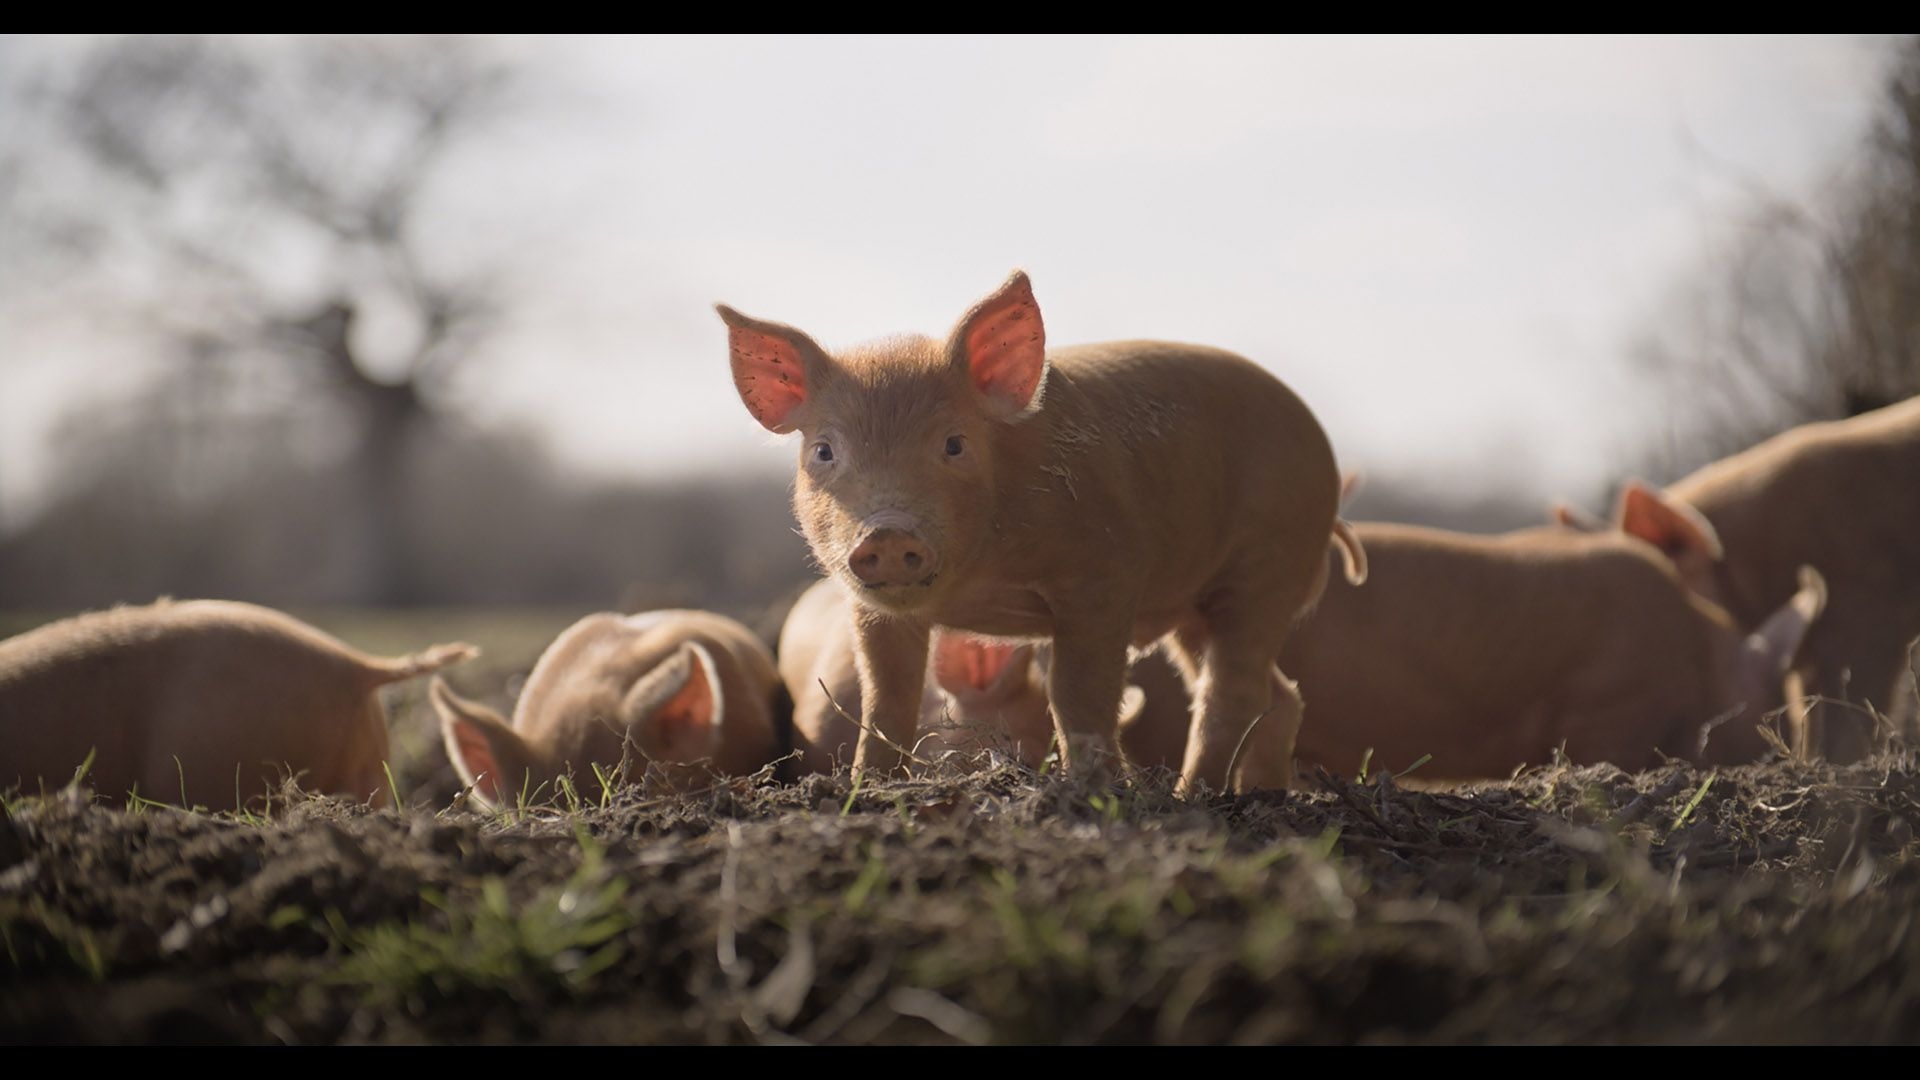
xmin=0 ymin=599 xmax=475 ymax=810
xmin=722 ymin=271 xmax=1363 ymax=793
xmin=1561 ymin=395 xmax=1920 ymax=762
xmin=430 ymin=610 xmax=787 ymax=807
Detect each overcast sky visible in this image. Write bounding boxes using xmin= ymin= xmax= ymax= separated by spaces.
xmin=0 ymin=34 xmax=1895 ymax=520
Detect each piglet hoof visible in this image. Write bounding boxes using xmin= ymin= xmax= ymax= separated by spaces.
xmin=1172 ymin=771 xmax=1213 ymax=801
xmin=1230 ymin=768 xmax=1294 ymax=797
xmin=1172 ymin=762 xmax=1293 ymax=800
xmin=1059 ymin=733 xmax=1121 ymax=784
xmin=850 ymin=739 xmax=910 ymax=781
xmin=1228 ymin=752 xmax=1296 ymax=796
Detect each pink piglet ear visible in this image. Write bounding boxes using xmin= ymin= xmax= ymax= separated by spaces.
xmin=1551 ymin=500 xmax=1606 ymax=532
xmin=1743 ymin=565 xmax=1828 ymax=678
xmin=1616 ymin=480 xmax=1724 ymax=561
xmin=950 ymin=270 xmax=1048 ymax=419
xmin=1725 ymin=565 xmax=1828 ymax=745
xmin=627 ymin=641 xmax=725 ymax=765
xmin=717 ymin=304 xmax=830 ymax=434
xmin=430 ymin=677 xmax=534 ymax=811
xmin=931 ymin=631 xmax=1034 ymax=701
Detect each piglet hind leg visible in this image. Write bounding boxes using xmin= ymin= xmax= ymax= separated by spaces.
xmin=1177 ymin=593 xmax=1308 ymax=796
xmin=1234 ymin=668 xmax=1303 ymax=794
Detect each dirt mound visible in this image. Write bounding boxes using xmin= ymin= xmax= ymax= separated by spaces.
xmin=5 ymin=755 xmax=1919 ymax=1043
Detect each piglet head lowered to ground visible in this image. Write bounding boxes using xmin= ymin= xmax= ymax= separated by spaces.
xmin=431 ymin=610 xmax=786 ymax=808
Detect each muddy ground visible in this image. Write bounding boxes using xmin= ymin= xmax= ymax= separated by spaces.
xmin=5 ymin=748 xmax=1920 ymax=1045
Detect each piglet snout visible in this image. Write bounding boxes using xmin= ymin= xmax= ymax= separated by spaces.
xmin=849 ymin=528 xmax=938 ymax=588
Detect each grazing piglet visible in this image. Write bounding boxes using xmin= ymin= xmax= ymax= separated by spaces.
xmin=721 ymin=271 xmax=1363 ymax=793
xmin=924 ymin=630 xmax=1056 ymax=768
xmin=435 ymin=611 xmax=787 ymax=803
xmin=1274 ymin=523 xmax=1826 ymax=780
xmin=0 ymin=599 xmax=475 ymax=810
xmin=1561 ymin=396 xmax=1920 ymax=762
xmin=430 ymin=610 xmax=786 ymax=807
xmin=778 ymin=577 xmax=1057 ymax=771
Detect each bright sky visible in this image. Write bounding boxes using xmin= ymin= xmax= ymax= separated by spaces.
xmin=0 ymin=34 xmax=1894 ymax=522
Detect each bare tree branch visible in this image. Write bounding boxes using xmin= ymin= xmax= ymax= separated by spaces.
xmin=1642 ymin=37 xmax=1920 ymax=478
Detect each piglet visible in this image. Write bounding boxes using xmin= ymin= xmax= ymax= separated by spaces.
xmin=1281 ymin=523 xmax=1827 ymax=779
xmin=431 ymin=609 xmax=786 ymax=807
xmin=0 ymin=598 xmax=475 ymax=810
xmin=1559 ymin=395 xmax=1920 ymax=762
xmin=722 ymin=271 xmax=1363 ymax=793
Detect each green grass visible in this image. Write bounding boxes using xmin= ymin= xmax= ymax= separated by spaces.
xmin=10 ymin=753 xmax=1920 ymax=1043
xmin=842 ymin=844 xmax=889 ymax=914
xmin=1666 ymin=771 xmax=1717 ymax=841
xmin=327 ymin=829 xmax=634 ymax=1007
xmin=0 ymin=898 xmax=112 ymax=980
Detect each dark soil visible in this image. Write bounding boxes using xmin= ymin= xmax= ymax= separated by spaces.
xmin=5 ymin=753 xmax=1920 ymax=1045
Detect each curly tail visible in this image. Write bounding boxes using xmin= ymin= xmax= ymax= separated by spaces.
xmin=1332 ymin=519 xmax=1367 ymax=586
xmin=362 ymin=641 xmax=481 ymax=687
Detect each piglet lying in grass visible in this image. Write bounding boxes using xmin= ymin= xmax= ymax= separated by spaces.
xmin=430 ymin=609 xmax=786 ymax=807
xmin=0 ymin=598 xmax=475 ymax=810
xmin=722 ymin=271 xmax=1363 ymax=793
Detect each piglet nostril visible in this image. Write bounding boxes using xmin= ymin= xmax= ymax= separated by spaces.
xmin=848 ymin=529 xmax=939 ymax=587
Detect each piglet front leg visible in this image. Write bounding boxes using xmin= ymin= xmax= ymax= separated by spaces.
xmin=850 ymin=607 xmax=932 ymax=777
xmin=1042 ymin=599 xmax=1136 ymax=782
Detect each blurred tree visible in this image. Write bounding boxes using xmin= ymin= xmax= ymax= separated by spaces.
xmin=0 ymin=395 xmax=814 ymax=619
xmin=1635 ymin=36 xmax=1920 ymax=475
xmin=3 ymin=35 xmax=512 ymax=604
xmin=1830 ymin=42 xmax=1920 ymax=415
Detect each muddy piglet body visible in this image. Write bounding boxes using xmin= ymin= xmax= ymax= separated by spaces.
xmin=722 ymin=271 xmax=1359 ymax=793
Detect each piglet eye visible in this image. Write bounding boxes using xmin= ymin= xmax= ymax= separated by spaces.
xmin=812 ymin=442 xmax=835 ymax=464
xmin=945 ymin=435 xmax=966 ymax=458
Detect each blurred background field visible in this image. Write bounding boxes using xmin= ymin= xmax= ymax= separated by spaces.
xmin=3 ymin=34 xmax=1918 ymax=631
xmin=5 ymin=35 xmax=1918 ymax=789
